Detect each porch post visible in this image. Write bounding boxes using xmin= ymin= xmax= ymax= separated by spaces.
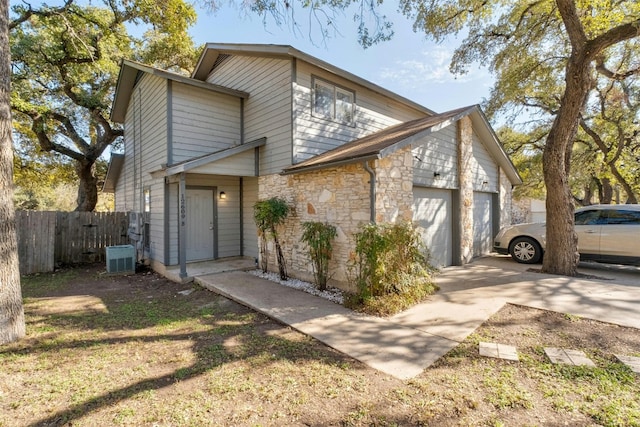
xmin=178 ymin=173 xmax=187 ymax=279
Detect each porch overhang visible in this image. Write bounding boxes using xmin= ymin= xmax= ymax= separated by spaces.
xmin=154 ymin=137 xmax=266 ymax=178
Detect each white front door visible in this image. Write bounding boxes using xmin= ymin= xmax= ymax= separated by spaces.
xmin=186 ymin=188 xmax=215 ymax=261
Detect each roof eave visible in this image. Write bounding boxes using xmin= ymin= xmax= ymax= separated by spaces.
xmin=192 ymin=43 xmax=435 ymax=116
xmin=281 ymin=154 xmax=379 ymax=175
xmin=102 ymin=153 xmax=124 ymax=193
xmin=469 ymin=109 xmax=523 ymax=186
xmin=111 ymin=60 xmax=249 ymax=123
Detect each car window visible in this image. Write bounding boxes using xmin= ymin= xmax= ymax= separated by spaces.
xmin=575 ymin=210 xmax=604 ymax=225
xmin=603 ymin=209 xmax=640 ymax=225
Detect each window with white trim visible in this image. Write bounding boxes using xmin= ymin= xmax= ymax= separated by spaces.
xmin=312 ymin=77 xmax=355 ymax=124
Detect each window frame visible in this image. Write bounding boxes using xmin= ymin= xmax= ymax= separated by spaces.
xmin=603 ymin=208 xmax=640 ymax=225
xmin=311 ymin=76 xmax=356 ymax=126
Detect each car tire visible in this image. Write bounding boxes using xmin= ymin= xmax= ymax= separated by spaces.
xmin=509 ymin=237 xmax=543 ymax=264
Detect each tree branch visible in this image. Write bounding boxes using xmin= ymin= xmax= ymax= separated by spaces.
xmin=555 ymin=0 xmax=588 ymax=49
xmin=585 ymin=19 xmax=640 ymax=61
xmin=596 ymin=56 xmax=640 ymax=80
xmin=9 ymin=0 xmax=74 ymax=30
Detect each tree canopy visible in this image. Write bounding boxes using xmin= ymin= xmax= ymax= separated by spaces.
xmin=10 ymin=0 xmax=199 ymax=211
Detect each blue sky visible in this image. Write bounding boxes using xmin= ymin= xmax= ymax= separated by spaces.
xmin=188 ymin=2 xmax=494 ymax=114
xmin=15 ymin=0 xmax=494 ymax=114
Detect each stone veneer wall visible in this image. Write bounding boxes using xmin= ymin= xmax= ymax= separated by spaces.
xmin=257 ymin=147 xmax=413 ymax=290
xmin=373 ymin=147 xmax=414 ymax=223
xmin=457 ymin=116 xmax=474 ymax=264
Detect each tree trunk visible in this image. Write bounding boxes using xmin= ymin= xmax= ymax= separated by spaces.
xmin=272 ymin=231 xmax=287 ymax=281
xmin=75 ymin=159 xmax=98 ymax=212
xmin=609 ymin=166 xmax=638 ymax=204
xmin=600 ymin=177 xmax=613 ymax=204
xmin=0 ymin=0 xmax=25 ymax=344
xmin=541 ymin=46 xmax=592 ymax=276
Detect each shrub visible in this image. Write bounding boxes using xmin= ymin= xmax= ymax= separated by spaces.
xmin=301 ymin=221 xmax=337 ymax=291
xmin=253 ymin=198 xmax=290 ymax=280
xmin=345 ymin=221 xmax=438 ymax=316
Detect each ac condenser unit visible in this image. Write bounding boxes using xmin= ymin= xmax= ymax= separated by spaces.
xmin=106 ymin=245 xmax=136 ymax=274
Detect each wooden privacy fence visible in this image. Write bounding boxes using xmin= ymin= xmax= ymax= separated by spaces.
xmin=16 ymin=211 xmax=129 ymax=275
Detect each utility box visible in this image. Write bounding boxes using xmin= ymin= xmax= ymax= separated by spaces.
xmin=106 ymin=245 xmax=135 ymax=274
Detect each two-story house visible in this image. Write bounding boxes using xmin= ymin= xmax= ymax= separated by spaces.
xmin=104 ymin=43 xmax=521 ymax=286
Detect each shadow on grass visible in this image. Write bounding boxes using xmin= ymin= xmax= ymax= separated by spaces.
xmin=5 ymin=267 xmax=357 ymax=426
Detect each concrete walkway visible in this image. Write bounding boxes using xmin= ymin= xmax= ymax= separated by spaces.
xmin=195 ymin=256 xmax=640 ymax=380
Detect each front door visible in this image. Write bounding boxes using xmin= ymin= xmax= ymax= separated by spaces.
xmin=186 ymin=188 xmax=216 ymax=261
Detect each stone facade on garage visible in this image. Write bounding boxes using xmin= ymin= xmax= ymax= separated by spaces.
xmin=258 ymin=147 xmax=414 ymax=291
xmin=457 ymin=116 xmax=475 ymax=264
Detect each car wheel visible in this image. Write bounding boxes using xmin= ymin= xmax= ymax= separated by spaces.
xmin=509 ymin=237 xmax=543 ymax=264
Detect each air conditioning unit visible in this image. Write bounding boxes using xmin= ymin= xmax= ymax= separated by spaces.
xmin=106 ymin=245 xmax=136 ymax=274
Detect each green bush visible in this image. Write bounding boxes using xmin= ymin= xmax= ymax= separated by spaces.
xmin=345 ymin=221 xmax=438 ymax=316
xmin=301 ymin=221 xmax=337 ymax=291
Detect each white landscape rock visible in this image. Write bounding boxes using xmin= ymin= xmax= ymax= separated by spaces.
xmin=249 ymin=270 xmax=344 ymax=305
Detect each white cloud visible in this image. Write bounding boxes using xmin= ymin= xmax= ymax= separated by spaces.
xmin=372 ymin=45 xmax=495 ymax=111
xmin=378 ymin=47 xmax=488 ymax=87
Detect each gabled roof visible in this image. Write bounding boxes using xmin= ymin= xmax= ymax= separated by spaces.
xmin=110 ymin=60 xmax=249 ymax=123
xmin=102 ymin=153 xmax=124 ymax=193
xmin=282 ymin=105 xmax=523 ymax=186
xmin=155 ymin=137 xmax=267 ymax=177
xmin=192 ymin=43 xmax=435 ymax=116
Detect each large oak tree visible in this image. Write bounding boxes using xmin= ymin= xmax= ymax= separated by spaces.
xmin=1 ymin=0 xmax=197 ymax=344
xmin=10 ymin=0 xmax=198 ymax=211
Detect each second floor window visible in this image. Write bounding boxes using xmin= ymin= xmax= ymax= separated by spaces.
xmin=313 ymin=77 xmax=355 ymax=124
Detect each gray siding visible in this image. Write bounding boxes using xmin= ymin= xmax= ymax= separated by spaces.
xmin=147 ymin=180 xmax=165 ymax=263
xmin=117 ymin=74 xmax=167 ymax=211
xmin=171 ymin=82 xmax=242 ymax=164
xmin=189 ymin=149 xmax=257 ymax=176
xmin=471 ymin=130 xmax=499 ymax=192
xmin=242 ymin=177 xmax=259 ymax=260
xmin=206 ymin=56 xmax=293 ymax=174
xmin=412 ymin=125 xmax=459 ymax=189
xmin=116 ymin=73 xmax=169 ymax=264
xmin=293 ymin=61 xmax=426 ymax=163
xmin=167 ymin=182 xmax=179 ymax=265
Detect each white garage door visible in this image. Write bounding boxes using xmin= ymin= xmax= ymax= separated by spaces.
xmin=473 ymin=192 xmax=493 ymax=257
xmin=413 ymin=188 xmax=453 ymax=267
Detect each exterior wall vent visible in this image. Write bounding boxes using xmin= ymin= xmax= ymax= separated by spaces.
xmin=106 ymin=245 xmax=136 ymax=274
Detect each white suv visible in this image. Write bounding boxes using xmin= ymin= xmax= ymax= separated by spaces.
xmin=494 ymin=204 xmax=640 ymax=265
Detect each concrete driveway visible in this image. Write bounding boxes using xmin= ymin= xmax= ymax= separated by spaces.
xmin=197 ymin=254 xmax=640 ymax=379
xmin=393 ymin=254 xmax=640 ymax=343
